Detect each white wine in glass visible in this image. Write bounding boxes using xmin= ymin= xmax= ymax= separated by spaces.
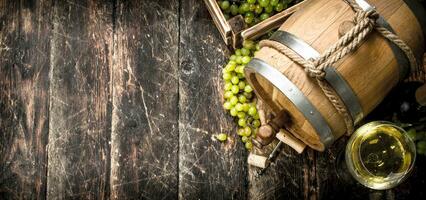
xmin=345 ymin=121 xmax=416 ymax=190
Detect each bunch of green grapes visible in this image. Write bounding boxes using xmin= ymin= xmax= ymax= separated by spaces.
xmin=406 ymin=128 xmax=426 ymax=156
xmin=222 ymin=40 xmax=261 ymax=150
xmin=218 ymin=0 xmax=296 ymax=26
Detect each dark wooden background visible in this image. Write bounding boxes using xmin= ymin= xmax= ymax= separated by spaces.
xmin=0 ymin=0 xmax=425 ymax=199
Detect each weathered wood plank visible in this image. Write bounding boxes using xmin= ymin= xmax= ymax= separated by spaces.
xmin=46 ymin=0 xmax=113 ymax=199
xmin=248 ymin=142 xmax=309 ymax=200
xmin=315 ymin=139 xmax=372 ymax=200
xmin=0 ymin=0 xmax=51 ymax=199
xmin=178 ymin=0 xmax=248 ymax=199
xmin=110 ymin=0 xmax=179 ymax=199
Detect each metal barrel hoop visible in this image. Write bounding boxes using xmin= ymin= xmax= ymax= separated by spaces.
xmin=246 ymin=58 xmax=335 ymax=147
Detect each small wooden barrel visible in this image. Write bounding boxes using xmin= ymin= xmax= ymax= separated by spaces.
xmin=245 ymin=0 xmax=425 ymax=151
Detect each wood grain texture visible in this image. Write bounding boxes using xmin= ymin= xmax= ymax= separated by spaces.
xmin=46 ymin=0 xmax=113 ymax=199
xmin=110 ymin=0 xmax=179 ymax=199
xmin=0 ymin=1 xmax=425 ymax=199
xmin=0 ymin=0 xmax=51 ymax=199
xmin=178 ymin=0 xmax=248 ymax=199
xmin=248 ymin=143 xmax=309 ymax=200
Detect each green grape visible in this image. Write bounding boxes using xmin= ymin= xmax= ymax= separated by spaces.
xmin=220 ymin=1 xmax=231 ymax=10
xmin=245 ymin=16 xmax=254 ymax=24
xmin=235 ymin=49 xmax=242 ymax=56
xmin=236 ymin=56 xmax=243 ymax=64
xmin=237 ymin=73 xmax=245 ymax=79
xmin=247 ymin=0 xmax=257 ymax=4
xmin=255 ymin=43 xmax=261 ymax=50
xmin=216 ymin=133 xmax=228 ymax=142
xmin=249 ymin=4 xmax=257 ymax=12
xmin=231 ymin=76 xmax=239 ymax=84
xmin=253 ymin=113 xmax=260 ymax=119
xmin=264 ymin=5 xmax=274 ymax=13
xmin=224 ymin=82 xmax=233 ymax=91
xmin=230 ymin=96 xmax=239 ymax=105
xmin=248 ymin=106 xmax=257 ymax=116
xmin=230 ymin=108 xmax=238 ymax=116
xmin=240 ymin=66 xmax=246 ymax=74
xmin=235 ymin=66 xmax=243 ymax=74
xmin=242 ymin=103 xmax=250 ymax=112
xmin=237 ymin=112 xmax=246 ymax=119
xmin=224 ymin=65 xmax=231 ymax=73
xmin=238 ymin=81 xmax=246 ymax=90
xmin=243 ymin=40 xmax=255 ymax=50
xmin=260 ymin=13 xmax=270 ymax=21
xmin=258 ymin=0 xmax=270 ymax=7
xmin=245 ymin=12 xmax=255 ymax=18
xmin=223 ymin=72 xmax=232 ymax=80
xmin=224 ymin=91 xmax=233 ymax=99
xmin=226 ymin=63 xmax=236 ymax=72
xmin=230 ymin=4 xmax=239 ymax=15
xmin=231 ymin=85 xmax=240 ymax=94
xmin=225 ymin=66 xmax=233 ymax=73
xmin=244 ymin=126 xmax=252 ymax=136
xmin=245 ymin=141 xmax=253 ymax=150
xmin=223 ymin=102 xmax=232 ymax=110
xmin=245 ymin=12 xmax=255 ymax=24
xmin=235 ymin=103 xmax=244 ymax=111
xmin=242 ymin=56 xmax=251 ymax=64
xmin=239 ymin=3 xmax=250 ymax=14
xmin=242 ymin=136 xmax=249 ymax=143
xmin=275 ymin=3 xmax=286 ymax=12
xmin=254 ymin=5 xmax=263 ymax=14
xmin=238 ymin=95 xmax=247 ymax=103
xmin=244 ymin=85 xmax=253 ymax=93
xmin=228 ymin=60 xmax=237 ymax=66
xmin=237 ymin=128 xmax=245 ymax=136
xmin=252 ymin=119 xmax=261 ymax=127
xmin=241 ymin=48 xmax=250 ymax=56
xmin=230 ymin=54 xmax=237 ymax=61
xmin=270 ymin=0 xmax=279 ymax=6
xmin=238 ymin=118 xmax=247 ymax=127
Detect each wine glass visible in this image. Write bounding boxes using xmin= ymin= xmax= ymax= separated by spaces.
xmin=345 ymin=121 xmax=416 ymax=190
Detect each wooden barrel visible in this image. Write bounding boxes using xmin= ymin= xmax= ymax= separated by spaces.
xmin=245 ymin=0 xmax=425 ymax=151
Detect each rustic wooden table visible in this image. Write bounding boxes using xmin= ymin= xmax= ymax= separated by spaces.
xmin=1 ymin=0 xmax=425 ymax=199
